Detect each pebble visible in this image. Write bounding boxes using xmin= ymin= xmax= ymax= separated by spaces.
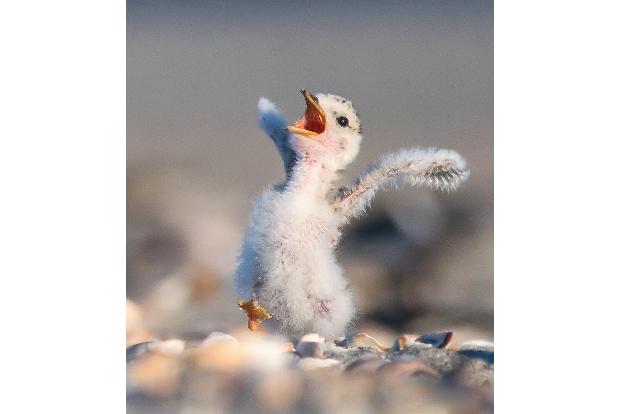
xmin=458 ymin=340 xmax=494 ymax=364
xmin=126 ymin=300 xmax=151 ymax=347
xmin=151 ymin=339 xmax=186 ymax=356
xmin=192 ymin=332 xmax=243 ymax=372
xmin=392 ymin=332 xmax=453 ymax=351
xmin=375 ymin=360 xmax=439 ymax=379
xmin=125 ymin=328 xmax=494 ymax=409
xmin=127 ymin=352 xmax=181 ymax=398
xmin=200 ymin=331 xmax=239 ymax=346
xmin=416 ymin=332 xmax=453 ymax=348
xmin=126 ymin=339 xmax=187 ymax=361
xmin=255 ymin=369 xmax=302 ymax=411
xmin=126 ymin=341 xmax=153 ymax=362
xmin=296 ymin=333 xmax=325 ymax=358
xmin=296 ymin=357 xmax=342 ymax=371
xmin=192 ymin=331 xmax=289 ymax=373
xmin=344 ymin=358 xmax=386 ymax=375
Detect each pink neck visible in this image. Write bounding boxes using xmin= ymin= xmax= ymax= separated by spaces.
xmin=286 ymin=153 xmax=337 ymax=196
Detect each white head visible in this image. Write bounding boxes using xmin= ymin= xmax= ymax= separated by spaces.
xmin=286 ymin=90 xmax=362 ymax=171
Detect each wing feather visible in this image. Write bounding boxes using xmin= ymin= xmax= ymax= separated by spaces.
xmin=258 ymin=97 xmax=296 ymax=178
xmin=336 ymin=148 xmax=469 ymax=221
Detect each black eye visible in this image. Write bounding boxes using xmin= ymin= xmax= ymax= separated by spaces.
xmin=336 ymin=116 xmax=349 ymax=127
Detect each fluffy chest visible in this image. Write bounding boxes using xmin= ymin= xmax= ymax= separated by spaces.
xmin=254 ymin=189 xmax=341 ymax=251
xmin=275 ymin=193 xmax=338 ymax=245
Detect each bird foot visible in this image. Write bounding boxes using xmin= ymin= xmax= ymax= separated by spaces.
xmin=237 ymin=298 xmax=272 ymax=331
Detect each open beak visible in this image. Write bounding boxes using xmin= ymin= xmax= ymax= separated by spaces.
xmin=286 ymin=89 xmax=327 ymax=137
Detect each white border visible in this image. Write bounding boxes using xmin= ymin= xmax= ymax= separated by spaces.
xmin=1 ymin=1 xmax=125 ymax=412
xmin=496 ymin=0 xmax=621 ymax=411
xmin=1 ymin=0 xmax=620 ymax=411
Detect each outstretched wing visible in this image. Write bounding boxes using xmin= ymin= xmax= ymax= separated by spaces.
xmin=258 ymin=97 xmax=296 ymax=178
xmin=335 ymin=147 xmax=470 ymax=221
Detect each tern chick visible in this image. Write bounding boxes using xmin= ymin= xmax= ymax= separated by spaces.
xmin=235 ymin=90 xmax=469 ymax=338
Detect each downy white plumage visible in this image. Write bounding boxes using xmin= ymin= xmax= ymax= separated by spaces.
xmin=235 ymin=90 xmax=469 ymax=338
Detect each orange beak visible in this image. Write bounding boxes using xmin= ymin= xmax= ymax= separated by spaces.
xmin=286 ymin=89 xmax=327 ymax=137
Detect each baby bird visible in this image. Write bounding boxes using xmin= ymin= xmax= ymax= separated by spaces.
xmin=235 ymin=90 xmax=469 ymax=338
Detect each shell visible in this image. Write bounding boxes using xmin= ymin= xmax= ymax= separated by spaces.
xmin=334 ymin=332 xmax=389 ymax=352
xmin=393 ymin=332 xmax=453 ymax=351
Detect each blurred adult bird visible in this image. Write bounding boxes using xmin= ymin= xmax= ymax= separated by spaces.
xmin=235 ymin=89 xmax=469 ymax=338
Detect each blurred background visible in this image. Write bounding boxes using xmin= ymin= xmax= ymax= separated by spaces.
xmin=127 ymin=0 xmax=493 ymax=344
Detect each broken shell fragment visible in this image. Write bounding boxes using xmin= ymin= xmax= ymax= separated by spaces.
xmin=334 ymin=332 xmax=390 ymax=352
xmin=416 ymin=332 xmax=453 ymax=348
xmin=393 ymin=332 xmax=454 ymax=351
xmin=393 ymin=334 xmax=420 ymax=351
